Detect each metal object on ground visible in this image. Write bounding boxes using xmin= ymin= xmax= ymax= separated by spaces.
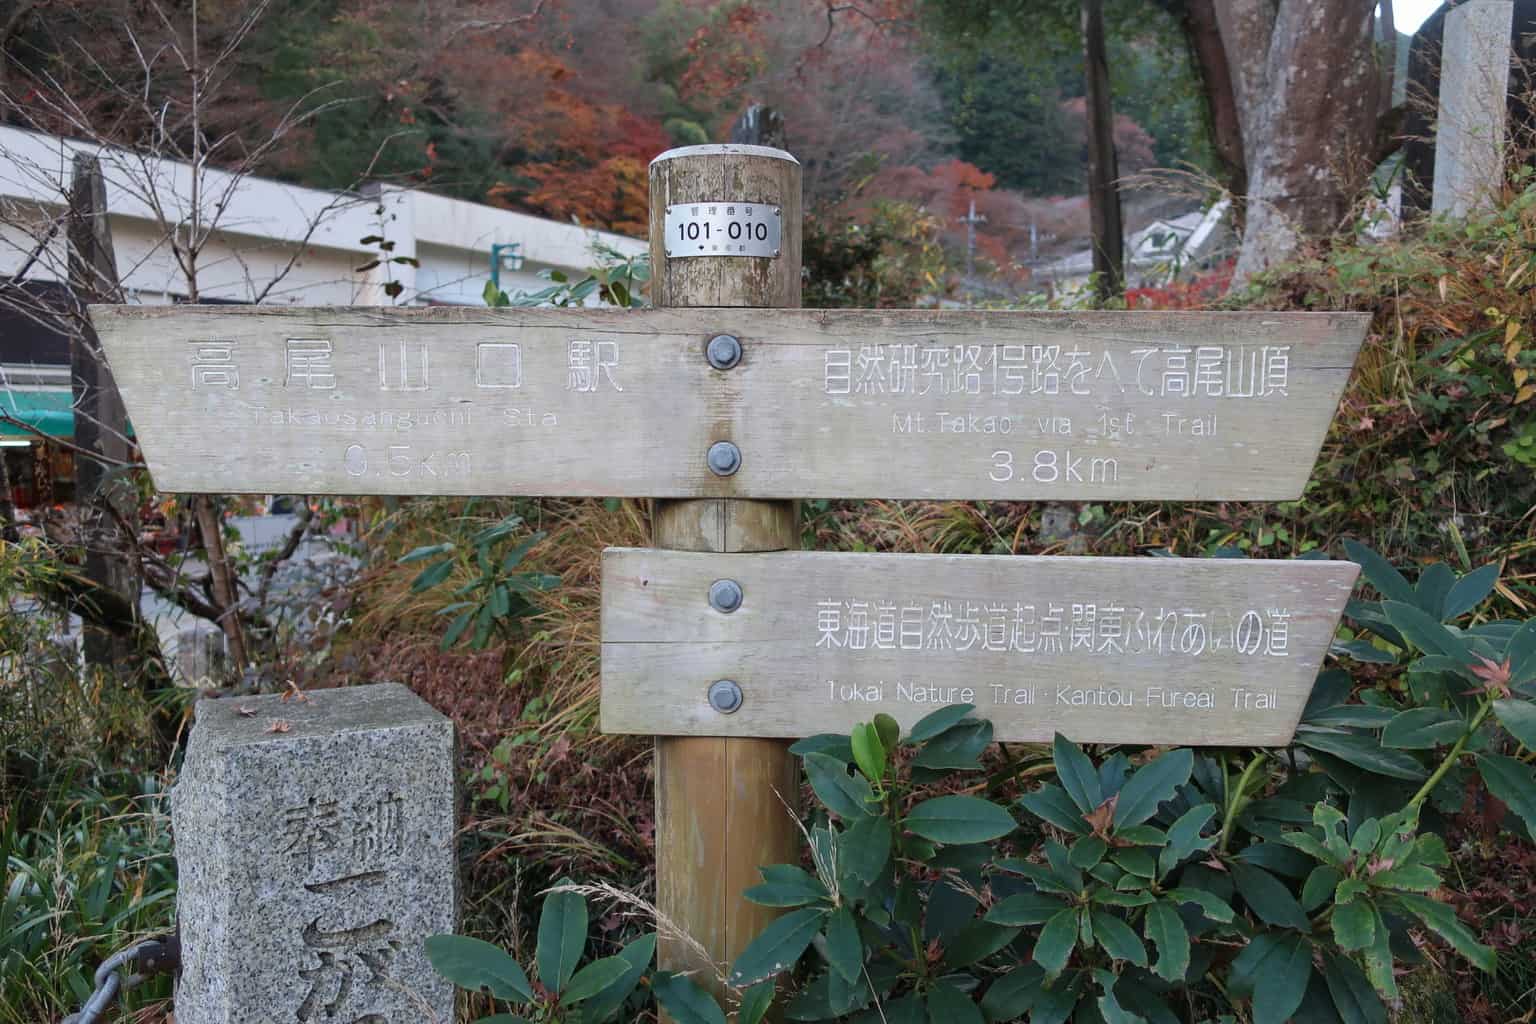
xmin=63 ymin=932 xmax=180 ymax=1024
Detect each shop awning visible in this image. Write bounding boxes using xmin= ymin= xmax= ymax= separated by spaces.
xmin=0 ymin=388 xmax=75 ymax=438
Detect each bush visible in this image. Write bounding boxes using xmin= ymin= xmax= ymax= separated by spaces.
xmin=428 ymin=883 xmax=750 ymax=1024
xmin=718 ymin=547 xmax=1534 ymax=1022
xmin=0 ymin=771 xmax=175 ymax=1023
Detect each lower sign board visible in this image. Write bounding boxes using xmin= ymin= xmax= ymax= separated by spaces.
xmin=600 ymin=549 xmax=1360 ymax=747
xmin=92 ymin=306 xmax=1366 ymax=500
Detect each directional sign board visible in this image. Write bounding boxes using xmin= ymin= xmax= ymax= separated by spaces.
xmin=93 ymin=306 xmax=1366 ymax=500
xmin=601 ymin=549 xmax=1359 ymax=746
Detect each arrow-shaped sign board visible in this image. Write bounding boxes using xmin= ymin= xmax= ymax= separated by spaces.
xmin=93 ymin=306 xmax=1366 ymax=500
xmin=601 ymin=549 xmax=1359 ymax=747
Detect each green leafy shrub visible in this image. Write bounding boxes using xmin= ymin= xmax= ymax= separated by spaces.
xmin=427 ymin=884 xmax=759 ymax=1024
xmin=722 ymin=547 xmax=1534 ymax=1022
xmin=399 ymin=513 xmax=560 ymax=651
xmin=483 ymin=242 xmax=650 ymax=309
xmin=0 ymin=772 xmax=175 ymax=1023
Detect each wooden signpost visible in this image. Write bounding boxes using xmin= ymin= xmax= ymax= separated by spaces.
xmin=601 ymin=549 xmax=1358 ymax=748
xmin=93 ymin=143 xmax=1371 ymax=1019
xmin=94 ymin=306 xmax=1362 ymax=500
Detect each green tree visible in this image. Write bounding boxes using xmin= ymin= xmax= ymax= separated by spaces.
xmin=923 ymin=1 xmax=1212 ymax=177
xmin=931 ymin=48 xmax=1080 ymax=195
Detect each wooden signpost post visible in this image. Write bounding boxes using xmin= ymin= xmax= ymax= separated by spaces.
xmin=94 ymin=144 xmax=1371 ymax=1020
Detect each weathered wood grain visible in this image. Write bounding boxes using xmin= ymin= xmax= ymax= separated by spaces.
xmin=649 ymin=144 xmax=802 ymax=1018
xmin=91 ymin=304 xmax=1367 ymax=500
xmin=602 ymin=549 xmax=1359 ymax=747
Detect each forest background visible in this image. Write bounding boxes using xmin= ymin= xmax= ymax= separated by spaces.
xmin=0 ymin=0 xmax=1230 ymax=291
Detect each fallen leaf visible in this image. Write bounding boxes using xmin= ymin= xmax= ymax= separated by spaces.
xmin=265 ymin=719 xmax=292 ymax=734
xmin=237 ymin=705 xmax=257 ymax=717
xmin=1082 ymin=795 xmax=1118 ymax=837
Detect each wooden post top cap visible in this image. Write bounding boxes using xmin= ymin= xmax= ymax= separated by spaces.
xmin=650 ymin=144 xmax=800 ymax=167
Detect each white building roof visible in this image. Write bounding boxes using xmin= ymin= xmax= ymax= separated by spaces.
xmin=0 ymin=124 xmax=645 ymax=311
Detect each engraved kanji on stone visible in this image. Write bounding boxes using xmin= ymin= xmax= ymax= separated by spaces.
xmin=285 ymin=339 xmax=336 ymax=390
xmin=1192 ymin=346 xmax=1225 ymax=396
xmin=1009 ymin=603 xmax=1038 ymax=654
xmin=853 ymin=346 xmax=887 ymax=394
xmin=190 ymin=341 xmax=239 ymax=390
xmin=1070 ymin=603 xmax=1096 ymax=651
xmin=295 ymin=909 xmax=402 ymax=1024
xmin=1161 ymin=346 xmax=1192 ymax=397
xmin=566 ymin=339 xmax=622 ymax=392
xmin=952 ymin=346 xmax=985 ymax=395
xmin=1096 ymin=604 xmax=1125 ymax=654
xmin=995 ymin=344 xmax=1028 ymax=396
xmin=872 ymin=602 xmax=898 ymax=650
xmin=925 ymin=601 xmax=955 ymax=650
xmin=378 ymin=340 xmax=429 ymax=392
xmin=824 ymin=348 xmax=852 ymax=395
xmin=816 ymin=599 xmax=843 ymax=649
xmin=1259 ymin=346 xmax=1291 ymax=397
xmin=279 ymin=796 xmax=342 ymax=871
xmin=898 ymin=603 xmax=924 ymax=650
xmin=351 ymin=792 xmax=405 ymax=863
xmin=1038 ymin=604 xmax=1065 ymax=654
xmin=844 ymin=601 xmax=871 ymax=651
xmin=1265 ymin=609 xmax=1291 ymax=656
xmin=475 ymin=342 xmax=523 ymax=389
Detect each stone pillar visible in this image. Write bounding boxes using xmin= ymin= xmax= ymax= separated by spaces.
xmin=1432 ymin=0 xmax=1515 ymax=218
xmin=171 ymin=683 xmax=457 ymax=1024
xmin=175 ymin=622 xmax=227 ymax=685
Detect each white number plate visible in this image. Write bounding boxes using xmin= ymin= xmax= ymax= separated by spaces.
xmin=664 ymin=202 xmax=781 ymax=259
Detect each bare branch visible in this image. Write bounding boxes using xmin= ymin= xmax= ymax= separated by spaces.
xmin=440 ymin=0 xmax=548 ymax=45
xmin=0 ymin=411 xmax=136 ymax=468
xmin=256 ymin=498 xmax=315 ymax=609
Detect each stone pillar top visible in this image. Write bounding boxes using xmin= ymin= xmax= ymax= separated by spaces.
xmin=185 ymin=680 xmax=449 ymax=749
xmin=172 ymin=682 xmax=457 ymax=1024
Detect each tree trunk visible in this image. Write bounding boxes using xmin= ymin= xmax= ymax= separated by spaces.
xmin=0 ymin=442 xmax=15 ymax=540
xmin=67 ymin=154 xmax=138 ymax=669
xmin=194 ymin=494 xmax=247 ymax=670
xmin=1219 ymin=0 xmax=1381 ymax=285
xmin=1082 ymin=0 xmax=1125 ymax=303
xmin=1181 ymin=0 xmax=1248 ymax=205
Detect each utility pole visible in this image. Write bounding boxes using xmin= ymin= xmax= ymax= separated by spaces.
xmin=959 ymin=197 xmax=987 ymax=306
xmin=67 ymin=154 xmax=138 ymax=668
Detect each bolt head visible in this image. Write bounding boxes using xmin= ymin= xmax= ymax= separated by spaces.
xmin=706 ymin=333 xmax=742 ymax=370
xmin=708 ymin=578 xmax=743 ymax=613
xmin=708 ymin=679 xmax=743 ymax=714
xmin=707 ymin=440 xmax=741 ymax=477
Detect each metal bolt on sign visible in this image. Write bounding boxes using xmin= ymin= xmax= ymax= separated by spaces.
xmin=706 ymin=333 xmax=742 ymax=370
xmin=706 ymin=441 xmax=741 ymax=477
xmin=708 ymin=578 xmax=744 ymax=613
xmin=707 ymin=679 xmax=744 ymax=714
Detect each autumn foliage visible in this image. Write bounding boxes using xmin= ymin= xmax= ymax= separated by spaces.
xmin=1 ymin=0 xmax=1175 ymax=278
